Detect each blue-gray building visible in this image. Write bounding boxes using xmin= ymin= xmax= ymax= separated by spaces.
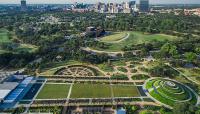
xmin=21 ymin=0 xmax=27 ymax=11
xmin=140 ymin=0 xmax=149 ymax=12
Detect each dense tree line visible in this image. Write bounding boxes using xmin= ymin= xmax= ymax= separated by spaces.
xmin=0 ymin=10 xmax=200 ymax=69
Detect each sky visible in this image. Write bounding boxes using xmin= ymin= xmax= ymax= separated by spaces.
xmin=0 ymin=0 xmax=200 ymax=4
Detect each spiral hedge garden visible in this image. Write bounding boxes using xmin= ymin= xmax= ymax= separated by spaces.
xmin=143 ymin=78 xmax=198 ymax=108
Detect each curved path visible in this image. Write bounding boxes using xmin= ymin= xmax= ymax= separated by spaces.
xmin=98 ymin=33 xmax=130 ymax=43
xmin=81 ymin=47 xmax=124 ymax=56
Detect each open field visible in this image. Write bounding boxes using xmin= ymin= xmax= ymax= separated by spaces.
xmin=0 ymin=29 xmax=38 ymax=54
xmin=36 ymin=84 xmax=70 ymax=99
xmin=37 ymin=83 xmax=143 ymax=99
xmin=99 ymin=32 xmax=128 ymax=42
xmin=112 ymin=85 xmax=140 ymax=97
xmin=0 ymin=29 xmax=11 ymax=43
xmin=93 ymin=31 xmax=177 ymax=52
xmin=71 ymin=83 xmax=111 ymax=98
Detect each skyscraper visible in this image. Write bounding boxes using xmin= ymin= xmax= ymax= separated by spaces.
xmin=129 ymin=1 xmax=136 ymax=8
xmin=21 ymin=0 xmax=27 ymax=11
xmin=129 ymin=1 xmax=137 ymax=12
xmin=139 ymin=0 xmax=149 ymax=12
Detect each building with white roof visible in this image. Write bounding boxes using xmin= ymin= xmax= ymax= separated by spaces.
xmin=0 ymin=82 xmax=19 ymax=102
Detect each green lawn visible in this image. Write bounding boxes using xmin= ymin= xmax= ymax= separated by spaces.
xmin=0 ymin=29 xmax=11 ymax=43
xmin=36 ymin=84 xmax=70 ymax=99
xmin=0 ymin=29 xmax=38 ymax=54
xmin=100 ymin=32 xmax=128 ymax=42
xmin=112 ymin=85 xmax=140 ymax=97
xmin=94 ymin=31 xmax=177 ymax=52
xmin=71 ymin=83 xmax=111 ymax=98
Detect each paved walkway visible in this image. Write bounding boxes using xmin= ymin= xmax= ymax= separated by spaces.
xmin=81 ymin=47 xmax=124 ymax=55
xmin=99 ymin=33 xmax=130 ymax=43
xmin=165 ymin=63 xmax=199 ymax=85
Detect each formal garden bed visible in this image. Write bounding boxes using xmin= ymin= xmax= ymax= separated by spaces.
xmin=131 ymin=74 xmax=150 ymax=80
xmin=54 ymin=65 xmax=101 ymax=76
xmin=110 ymin=74 xmax=129 ymax=80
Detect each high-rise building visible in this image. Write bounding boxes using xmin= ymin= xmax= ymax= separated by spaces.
xmin=129 ymin=1 xmax=137 ymax=12
xmin=21 ymin=0 xmax=27 ymax=11
xmin=129 ymin=1 xmax=136 ymax=8
xmin=124 ymin=2 xmax=130 ymax=9
xmin=139 ymin=0 xmax=149 ymax=12
xmin=95 ymin=2 xmax=102 ymax=11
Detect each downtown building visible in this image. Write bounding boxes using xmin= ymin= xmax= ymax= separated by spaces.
xmin=95 ymin=1 xmax=137 ymax=14
xmin=21 ymin=0 xmax=27 ymax=11
xmin=139 ymin=0 xmax=149 ymax=12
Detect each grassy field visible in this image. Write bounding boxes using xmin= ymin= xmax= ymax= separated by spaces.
xmin=36 ymin=83 xmax=145 ymax=99
xmin=112 ymin=85 xmax=140 ymax=97
xmin=94 ymin=31 xmax=177 ymax=52
xmin=0 ymin=29 xmax=38 ymax=54
xmin=36 ymin=84 xmax=70 ymax=99
xmin=100 ymin=32 xmax=128 ymax=42
xmin=0 ymin=29 xmax=11 ymax=43
xmin=71 ymin=83 xmax=111 ymax=98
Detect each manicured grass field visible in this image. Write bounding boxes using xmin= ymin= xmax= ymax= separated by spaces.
xmin=100 ymin=32 xmax=128 ymax=42
xmin=112 ymin=85 xmax=140 ymax=97
xmin=0 ymin=29 xmax=38 ymax=54
xmin=0 ymin=29 xmax=11 ymax=43
xmin=71 ymin=83 xmax=111 ymax=98
xmin=36 ymin=84 xmax=70 ymax=99
xmin=95 ymin=31 xmax=177 ymax=51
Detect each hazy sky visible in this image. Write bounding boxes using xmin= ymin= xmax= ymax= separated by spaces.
xmin=0 ymin=0 xmax=200 ymax=4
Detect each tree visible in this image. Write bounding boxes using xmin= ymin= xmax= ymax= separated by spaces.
xmin=173 ymin=102 xmax=197 ymax=114
xmin=160 ymin=43 xmax=178 ymax=58
xmin=185 ymin=52 xmax=197 ymax=63
xmin=195 ymin=47 xmax=200 ymax=55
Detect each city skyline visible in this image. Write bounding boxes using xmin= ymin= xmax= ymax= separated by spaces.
xmin=0 ymin=0 xmax=200 ymax=4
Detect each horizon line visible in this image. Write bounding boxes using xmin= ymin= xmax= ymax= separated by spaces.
xmin=1 ymin=3 xmax=200 ymax=5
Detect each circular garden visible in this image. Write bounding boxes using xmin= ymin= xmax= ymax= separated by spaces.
xmin=144 ymin=78 xmax=198 ymax=108
xmin=54 ymin=65 xmax=100 ymax=76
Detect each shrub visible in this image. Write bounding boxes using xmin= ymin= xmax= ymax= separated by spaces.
xmin=111 ymin=74 xmax=129 ymax=80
